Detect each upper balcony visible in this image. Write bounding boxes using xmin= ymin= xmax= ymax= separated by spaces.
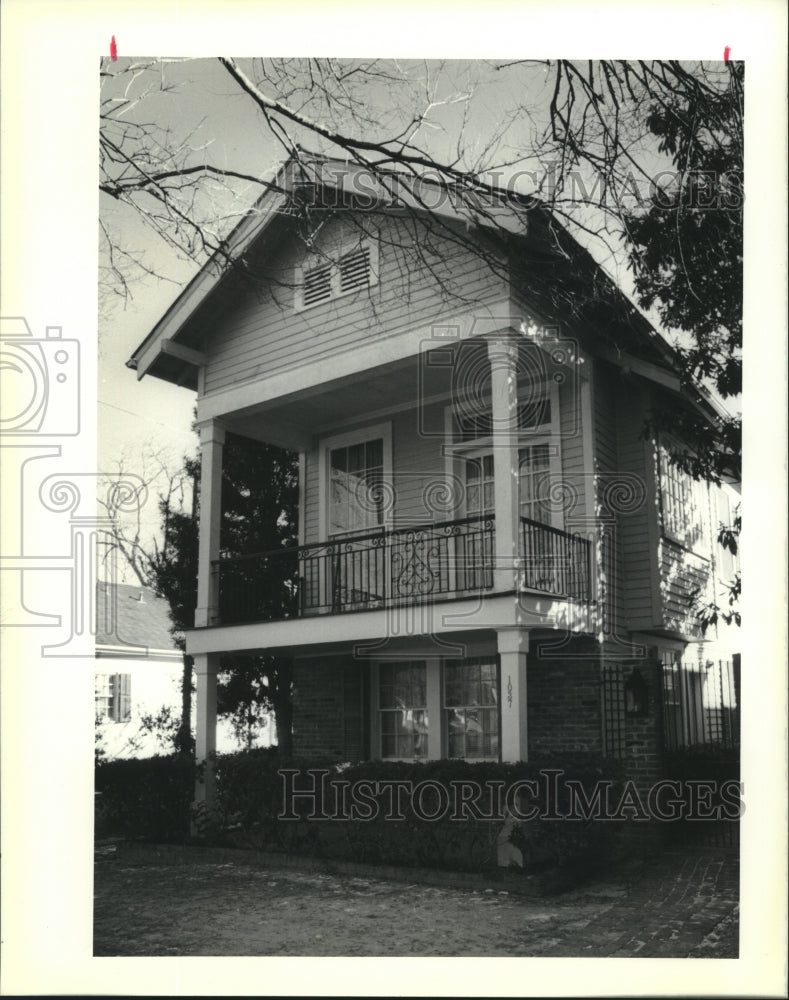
xmin=213 ymin=512 xmax=591 ymax=627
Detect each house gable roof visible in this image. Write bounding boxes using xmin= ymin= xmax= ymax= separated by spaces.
xmin=127 ymin=155 xmax=730 ymax=426
xmin=96 ymin=581 xmax=180 ymax=657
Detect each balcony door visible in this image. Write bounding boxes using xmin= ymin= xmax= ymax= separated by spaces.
xmin=329 ymin=437 xmax=385 ymax=537
xmin=459 ymin=440 xmax=564 ymax=594
xmin=316 ymin=423 xmax=392 ymax=612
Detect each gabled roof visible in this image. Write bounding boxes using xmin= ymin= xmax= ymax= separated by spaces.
xmin=127 ymin=155 xmax=730 ymax=426
xmin=96 ymin=581 xmax=180 ymax=656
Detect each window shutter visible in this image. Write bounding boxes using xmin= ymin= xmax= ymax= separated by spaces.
xmin=119 ymin=673 xmax=131 ymax=722
xmin=111 ymin=673 xmax=120 ymax=722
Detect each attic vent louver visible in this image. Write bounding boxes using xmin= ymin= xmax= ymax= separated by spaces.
xmin=302 ymin=262 xmax=333 ymax=307
xmin=295 ymin=236 xmax=378 ymax=311
xmin=339 ymin=246 xmax=371 ymax=294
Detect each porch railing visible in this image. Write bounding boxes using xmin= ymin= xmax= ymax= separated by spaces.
xmin=214 ymin=514 xmax=591 ymax=626
xmin=520 ymin=517 xmax=591 ymax=603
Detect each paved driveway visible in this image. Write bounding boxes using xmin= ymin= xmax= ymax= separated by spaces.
xmin=94 ymin=844 xmax=738 ymax=958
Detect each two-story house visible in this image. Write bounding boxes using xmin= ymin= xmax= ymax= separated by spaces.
xmin=127 ymin=157 xmax=739 ymax=809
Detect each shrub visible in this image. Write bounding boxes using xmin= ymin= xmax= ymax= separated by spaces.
xmin=94 ymin=750 xmax=627 ymax=882
xmin=212 ymin=751 xmax=624 ymax=876
xmin=95 ymin=754 xmax=194 ymax=843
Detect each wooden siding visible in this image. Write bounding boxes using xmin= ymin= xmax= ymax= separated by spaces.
xmin=659 ymin=540 xmax=711 ymax=638
xmin=616 ymin=381 xmax=659 ymax=630
xmin=592 ymin=361 xmax=627 ymax=646
xmin=558 ymin=377 xmax=588 ymax=527
xmin=203 ymin=214 xmax=508 ymax=398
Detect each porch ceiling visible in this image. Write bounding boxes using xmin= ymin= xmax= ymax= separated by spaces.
xmin=221 ymin=344 xmax=470 ymax=446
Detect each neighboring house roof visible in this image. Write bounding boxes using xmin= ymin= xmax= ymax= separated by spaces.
xmin=127 ymin=154 xmax=730 ymax=431
xmin=95 ymin=581 xmax=181 ymax=660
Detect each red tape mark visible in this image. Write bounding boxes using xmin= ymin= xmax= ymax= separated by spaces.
xmin=110 ymin=36 xmax=118 ymax=61
xmin=724 ymin=45 xmax=731 ymax=62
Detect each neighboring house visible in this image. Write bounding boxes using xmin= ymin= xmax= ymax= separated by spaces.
xmin=95 ymin=581 xmax=271 ymax=757
xmin=127 ymin=157 xmax=740 ymax=805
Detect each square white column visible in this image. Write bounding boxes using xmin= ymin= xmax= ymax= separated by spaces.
xmin=193 ymin=652 xmax=220 ymax=813
xmin=486 ymin=336 xmax=520 ymax=594
xmin=195 ymin=420 xmax=225 ymax=628
xmin=498 ymin=628 xmax=528 ymax=762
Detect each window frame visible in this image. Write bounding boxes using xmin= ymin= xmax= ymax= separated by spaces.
xmin=95 ymin=672 xmax=131 ymax=723
xmin=371 ymin=656 xmax=502 ymax=762
xmin=444 ymin=378 xmax=563 ymax=530
xmin=376 ymin=660 xmax=430 ymax=761
xmin=658 ymin=440 xmax=711 ymax=555
xmin=318 ymin=422 xmax=393 ymax=541
xmin=442 ymin=658 xmax=501 ymax=761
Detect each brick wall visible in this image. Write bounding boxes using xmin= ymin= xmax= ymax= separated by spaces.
xmin=621 ymin=657 xmax=664 ymax=797
xmin=291 ymin=657 xmax=366 ymax=761
xmin=526 ymin=643 xmax=603 ymax=756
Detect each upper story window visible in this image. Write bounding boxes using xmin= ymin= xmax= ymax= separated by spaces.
xmin=454 ymin=393 xmax=551 ymax=443
xmin=449 ymin=382 xmax=562 ymax=530
xmin=329 ymin=437 xmax=384 ymax=536
xmin=659 ymin=444 xmax=709 ymax=552
xmin=713 ymin=487 xmax=740 ymax=582
xmin=294 ymin=238 xmax=379 ymax=311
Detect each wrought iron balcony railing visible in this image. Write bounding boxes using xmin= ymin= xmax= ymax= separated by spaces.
xmin=212 ymin=514 xmax=590 ymax=626
xmin=520 ymin=516 xmax=592 ymax=604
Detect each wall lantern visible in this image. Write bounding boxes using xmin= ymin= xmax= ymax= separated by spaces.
xmin=624 ymin=667 xmax=648 ymax=716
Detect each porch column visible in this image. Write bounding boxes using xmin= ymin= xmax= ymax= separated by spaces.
xmin=194 ymin=419 xmax=225 ymax=628
xmin=498 ymin=628 xmax=528 ymax=762
xmin=487 ymin=335 xmax=520 ymax=594
xmin=192 ymin=652 xmax=220 ymax=828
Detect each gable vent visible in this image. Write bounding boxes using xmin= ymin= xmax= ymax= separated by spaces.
xmin=339 ymin=246 xmax=372 ymax=293
xmin=295 ymin=236 xmax=379 ymax=312
xmin=302 ymin=262 xmax=333 ymax=307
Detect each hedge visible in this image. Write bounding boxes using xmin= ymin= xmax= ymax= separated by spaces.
xmin=96 ymin=750 xmax=626 ymax=877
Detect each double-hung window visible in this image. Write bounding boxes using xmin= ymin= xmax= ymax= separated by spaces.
xmin=444 ymin=659 xmax=499 ymax=759
xmin=375 ymin=657 xmax=500 ymax=760
xmin=329 ymin=437 xmax=385 ymax=537
xmin=314 ymin=424 xmax=392 ymax=612
xmin=659 ymin=444 xmax=709 ymax=552
xmin=378 ymin=661 xmax=429 ymax=759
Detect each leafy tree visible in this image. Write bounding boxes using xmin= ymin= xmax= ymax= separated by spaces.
xmin=213 ymin=433 xmax=299 ymax=755
xmin=622 ymin=62 xmax=742 ymax=484
xmin=102 ymin=432 xmax=299 ymax=754
xmin=149 ymin=431 xmax=299 ymax=755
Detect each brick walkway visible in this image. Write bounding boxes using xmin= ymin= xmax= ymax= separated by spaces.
xmin=94 ymin=844 xmax=739 ymax=957
xmin=540 ymin=851 xmax=739 ymax=957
